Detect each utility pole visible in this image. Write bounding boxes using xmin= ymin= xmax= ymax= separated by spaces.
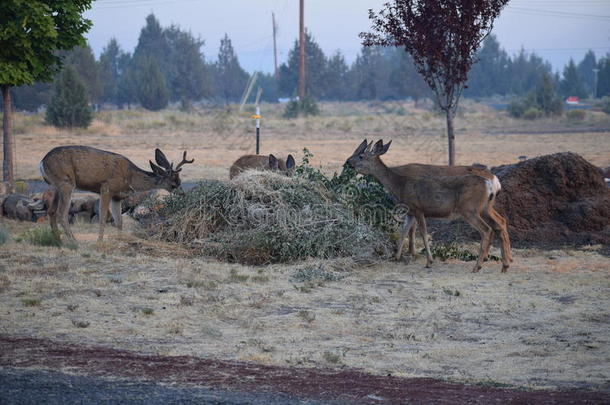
xmin=272 ymin=12 xmax=278 ymax=78
xmin=298 ymin=0 xmax=305 ymax=100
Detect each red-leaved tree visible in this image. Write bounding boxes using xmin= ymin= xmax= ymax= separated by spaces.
xmin=360 ymin=0 xmax=509 ymax=165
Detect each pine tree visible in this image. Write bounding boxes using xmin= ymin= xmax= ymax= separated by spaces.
xmin=466 ymin=35 xmax=510 ymax=97
xmin=596 ymin=55 xmax=610 ymax=98
xmin=577 ymin=50 xmax=597 ymax=97
xmin=45 ymin=66 xmax=93 ymax=128
xmin=165 ymin=26 xmax=210 ymax=105
xmin=99 ymin=38 xmax=125 ymax=104
xmin=560 ymin=59 xmax=586 ymax=99
xmin=63 ymin=44 xmax=102 ymax=105
xmin=325 ymin=51 xmax=349 ymax=100
xmin=135 ymin=56 xmax=169 ymax=111
xmin=214 ymin=34 xmax=249 ymax=105
xmin=278 ymin=31 xmax=328 ymax=99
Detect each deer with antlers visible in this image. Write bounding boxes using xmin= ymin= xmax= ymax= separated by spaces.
xmin=40 ymin=146 xmax=194 ymax=243
xmin=346 ymin=139 xmax=511 ymax=272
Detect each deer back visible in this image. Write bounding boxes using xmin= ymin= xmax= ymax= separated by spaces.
xmin=229 ymin=154 xmax=294 ymax=179
xmin=41 ymin=146 xmax=140 ymax=195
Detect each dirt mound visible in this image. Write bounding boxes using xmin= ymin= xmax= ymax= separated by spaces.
xmin=491 ymin=152 xmax=610 ymax=247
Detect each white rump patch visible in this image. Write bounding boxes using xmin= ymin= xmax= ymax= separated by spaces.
xmin=485 ymin=179 xmax=494 ymax=199
xmin=492 ymin=175 xmax=502 ymax=194
xmin=39 ymin=161 xmax=48 ymax=183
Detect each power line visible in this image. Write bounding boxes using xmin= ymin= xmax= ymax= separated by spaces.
xmin=506 ymin=6 xmax=610 ymax=20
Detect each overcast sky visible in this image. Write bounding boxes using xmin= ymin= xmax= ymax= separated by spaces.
xmin=86 ymin=0 xmax=610 ymax=74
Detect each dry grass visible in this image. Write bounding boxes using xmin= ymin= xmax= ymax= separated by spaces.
xmin=0 ymin=218 xmax=608 ymax=390
xmin=5 ymin=101 xmax=610 ymax=182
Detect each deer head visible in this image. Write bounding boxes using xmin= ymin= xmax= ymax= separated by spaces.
xmin=346 ymin=139 xmax=391 ymax=175
xmin=149 ymin=149 xmax=194 ymax=191
xmin=268 ymin=154 xmax=296 ymax=175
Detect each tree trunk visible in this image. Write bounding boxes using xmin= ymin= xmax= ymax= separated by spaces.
xmin=2 ymin=84 xmax=15 ymax=187
xmin=446 ymin=108 xmax=456 ymax=166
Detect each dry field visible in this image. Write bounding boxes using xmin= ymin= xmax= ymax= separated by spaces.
xmin=4 ymin=100 xmax=610 ymax=182
xmin=0 ymin=219 xmax=609 ymax=390
xmin=1 ymin=101 xmax=609 ymax=391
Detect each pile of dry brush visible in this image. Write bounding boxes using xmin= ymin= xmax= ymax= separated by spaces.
xmin=143 ymin=171 xmax=393 ymax=264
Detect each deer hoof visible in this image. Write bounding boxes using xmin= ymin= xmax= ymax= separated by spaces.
xmin=501 ymin=264 xmax=509 ymax=273
xmin=472 ymin=266 xmax=481 ymax=273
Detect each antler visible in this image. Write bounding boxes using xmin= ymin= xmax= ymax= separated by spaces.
xmin=174 ymin=151 xmax=195 ymax=172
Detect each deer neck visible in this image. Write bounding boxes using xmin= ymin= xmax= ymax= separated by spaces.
xmin=129 ymin=167 xmax=164 ymax=192
xmin=369 ymin=157 xmax=408 ymax=199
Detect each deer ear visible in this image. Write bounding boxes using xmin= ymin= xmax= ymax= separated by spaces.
xmin=373 ymin=140 xmax=385 ymax=154
xmin=155 ymin=149 xmax=171 ymax=170
xmin=268 ymin=154 xmax=279 ymax=170
xmin=381 ymin=140 xmax=392 ymax=155
xmin=286 ymin=154 xmax=295 ymax=170
xmin=149 ymin=160 xmax=166 ymax=175
xmin=353 ymin=139 xmax=368 ymax=155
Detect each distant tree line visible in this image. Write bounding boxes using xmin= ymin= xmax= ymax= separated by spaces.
xmin=4 ymin=13 xmax=610 ymax=113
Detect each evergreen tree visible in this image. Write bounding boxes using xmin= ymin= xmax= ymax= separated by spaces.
xmin=46 ymin=66 xmax=93 ymax=128
xmin=165 ymin=26 xmax=210 ymax=105
xmin=99 ymin=38 xmax=125 ymax=104
xmin=135 ymin=55 xmax=169 ymax=111
xmin=596 ymin=55 xmax=610 ymax=98
xmin=12 ymin=82 xmax=52 ymax=112
xmin=63 ymin=44 xmax=102 ymax=104
xmin=325 ymin=51 xmax=349 ymax=100
xmin=559 ymin=59 xmax=586 ymax=99
xmin=577 ymin=50 xmax=597 ymax=97
xmin=507 ymin=49 xmax=552 ymax=96
xmin=349 ymin=46 xmax=392 ymax=100
xmin=533 ymin=71 xmax=563 ymax=115
xmin=256 ymin=73 xmax=280 ymax=103
xmin=466 ymin=35 xmax=510 ymax=97
xmin=116 ymin=52 xmax=137 ymax=108
xmin=133 ymin=14 xmax=171 ymax=74
xmin=214 ymin=34 xmax=249 ymax=105
xmin=387 ymin=48 xmax=428 ymax=104
xmin=278 ymin=31 xmax=328 ymax=99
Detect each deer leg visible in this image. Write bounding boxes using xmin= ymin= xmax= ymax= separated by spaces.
xmin=463 ymin=212 xmax=493 ymax=273
xmin=408 ymin=221 xmax=417 ymax=256
xmin=56 ymin=183 xmax=75 ymax=242
xmin=47 ymin=187 xmax=59 ymax=235
xmin=98 ymin=188 xmax=111 ymax=242
xmin=485 ymin=207 xmax=512 ymax=272
xmin=395 ymin=214 xmax=415 ymax=260
xmin=109 ymin=198 xmax=123 ymax=231
xmin=416 ymin=214 xmax=433 ymax=268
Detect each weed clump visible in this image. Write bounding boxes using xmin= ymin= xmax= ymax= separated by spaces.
xmin=0 ymin=228 xmax=9 ymax=245
xmin=17 ymin=227 xmax=62 ymax=248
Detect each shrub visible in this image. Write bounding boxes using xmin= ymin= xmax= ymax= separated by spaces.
xmin=596 ymin=97 xmax=610 ymax=115
xmin=283 ymin=96 xmax=321 ymax=118
xmin=522 ymin=107 xmax=542 ymax=120
xmin=507 ymin=72 xmax=563 ymax=119
xmin=46 ymin=66 xmax=93 ymax=128
xmin=566 ymin=109 xmax=586 ymax=121
xmin=18 ymin=227 xmax=62 ymax=247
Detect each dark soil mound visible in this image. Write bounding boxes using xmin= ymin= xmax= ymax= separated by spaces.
xmin=492 ymin=152 xmax=610 ymax=247
xmin=430 ymin=152 xmax=610 ymax=249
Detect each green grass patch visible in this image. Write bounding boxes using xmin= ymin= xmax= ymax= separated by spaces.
xmin=17 ymin=227 xmax=62 ymax=247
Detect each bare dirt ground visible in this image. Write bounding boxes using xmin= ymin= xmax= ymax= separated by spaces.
xmin=1 ymin=220 xmax=609 ymax=395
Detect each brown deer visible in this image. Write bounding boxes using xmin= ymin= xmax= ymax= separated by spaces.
xmin=229 ymin=154 xmax=295 ymax=179
xmin=346 ymin=139 xmax=511 ymax=272
xmin=390 ymin=163 xmax=509 ymax=263
xmin=40 ymin=146 xmax=194 ymax=242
